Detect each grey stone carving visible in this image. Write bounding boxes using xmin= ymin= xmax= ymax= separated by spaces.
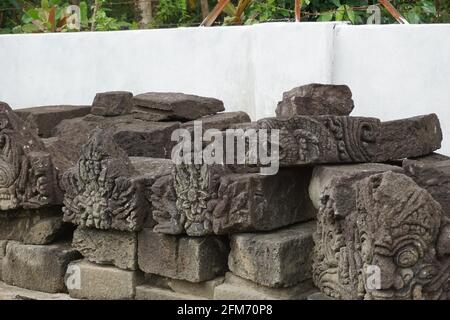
xmin=62 ymin=129 xmax=149 ymax=231
xmin=313 ymin=171 xmax=450 ymax=300
xmin=0 ymin=102 xmax=61 ymax=210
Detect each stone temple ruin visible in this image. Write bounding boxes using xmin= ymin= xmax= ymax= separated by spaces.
xmin=0 ymin=84 xmax=449 ymax=300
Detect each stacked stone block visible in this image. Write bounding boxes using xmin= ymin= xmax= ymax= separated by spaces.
xmin=0 ymin=83 xmax=449 ymax=300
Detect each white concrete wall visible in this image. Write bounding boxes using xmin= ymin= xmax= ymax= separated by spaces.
xmin=0 ymin=22 xmax=337 ymax=121
xmin=1 ymin=22 xmax=450 ymax=153
xmin=332 ymin=24 xmax=450 ymax=154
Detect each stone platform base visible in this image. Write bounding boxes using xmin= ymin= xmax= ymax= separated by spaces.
xmin=0 ymin=281 xmax=74 ymax=300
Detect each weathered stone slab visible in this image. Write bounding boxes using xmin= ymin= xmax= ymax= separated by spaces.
xmin=135 ymin=285 xmax=206 ymax=300
xmin=54 ymin=114 xmax=179 ymax=159
xmin=0 ymin=102 xmax=62 ymax=209
xmin=0 ymin=240 xmax=7 ymax=280
xmin=167 ymin=277 xmax=224 ymax=299
xmin=307 ymin=292 xmax=334 ymax=300
xmin=2 ymin=241 xmax=81 ymax=293
xmin=67 ymin=260 xmax=143 ymax=300
xmin=0 ymin=208 xmax=67 ymax=245
xmin=375 ymin=114 xmax=442 ymax=161
xmin=72 ymin=227 xmax=137 ymax=270
xmin=308 ymin=163 xmax=403 ymax=209
xmin=313 ymin=171 xmax=450 ymax=300
xmin=161 ymin=165 xmax=315 ymax=236
xmin=133 ymin=92 xmax=224 ymax=121
xmin=229 ymin=221 xmax=315 ymax=288
xmin=408 ymin=152 xmax=450 ymax=163
xmin=138 ymin=229 xmax=229 ymax=282
xmin=0 ymin=281 xmax=75 ymax=300
xmin=213 ymin=273 xmax=313 ymax=300
xmin=403 ymin=159 xmax=450 ymax=217
xmin=91 ymin=91 xmax=133 ymax=117
xmin=257 ymin=115 xmax=381 ymax=167
xmin=181 ymin=112 xmax=251 ymax=131
xmin=256 ymin=114 xmax=442 ymax=167
xmin=14 ymin=105 xmax=91 ymax=138
xmin=276 ymin=84 xmax=354 ymax=117
xmin=62 ymin=129 xmax=151 ymax=232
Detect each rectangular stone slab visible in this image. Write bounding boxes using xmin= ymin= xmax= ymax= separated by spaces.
xmin=67 ymin=260 xmax=143 ymax=300
xmin=228 ymin=221 xmax=315 ymax=288
xmin=132 ymin=92 xmax=224 ymax=121
xmin=54 ymin=114 xmax=180 ymax=159
xmin=137 ymin=229 xmax=229 ymax=282
xmin=255 ymin=114 xmax=442 ymax=167
xmin=181 ymin=111 xmax=251 ymax=131
xmin=135 ymin=285 xmax=207 ymax=300
xmin=213 ymin=273 xmax=314 ymax=300
xmin=308 ymin=163 xmax=403 ymax=210
xmin=276 ymin=84 xmax=354 ymax=117
xmin=156 ymin=165 xmax=316 ymax=236
xmin=72 ymin=227 xmax=138 ymax=270
xmin=375 ymin=113 xmax=442 ymax=161
xmin=2 ymin=241 xmax=81 ymax=293
xmin=0 ymin=208 xmax=67 ymax=245
xmin=14 ymin=105 xmax=91 ymax=138
xmin=403 ymin=158 xmax=450 ymax=217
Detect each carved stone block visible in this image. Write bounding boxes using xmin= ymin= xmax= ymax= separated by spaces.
xmin=276 ymin=84 xmax=354 ymax=117
xmin=2 ymin=241 xmax=81 ymax=293
xmin=313 ymin=171 xmax=450 ymax=300
xmin=72 ymin=227 xmax=138 ymax=270
xmin=132 ymin=92 xmax=224 ymax=121
xmin=229 ymin=221 xmax=315 ymax=288
xmin=91 ymin=91 xmax=133 ymax=117
xmin=62 ymin=129 xmax=150 ymax=232
xmin=0 ymin=102 xmax=62 ymax=209
xmin=137 ymin=229 xmax=229 ymax=282
xmin=257 ymin=115 xmax=381 ymax=167
xmin=155 ymin=164 xmax=315 ymax=236
xmin=257 ymin=114 xmax=442 ymax=167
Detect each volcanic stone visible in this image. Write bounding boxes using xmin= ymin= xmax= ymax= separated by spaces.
xmin=14 ymin=105 xmax=91 ymax=138
xmin=2 ymin=241 xmax=81 ymax=293
xmin=133 ymin=92 xmax=224 ymax=121
xmin=276 ymin=84 xmax=354 ymax=117
xmin=228 ymin=221 xmax=315 ymax=288
xmin=166 ymin=165 xmax=316 ymax=236
xmin=213 ymin=273 xmax=314 ymax=300
xmin=181 ymin=112 xmax=251 ymax=131
xmin=308 ymin=163 xmax=403 ymax=209
xmin=138 ymin=229 xmax=229 ymax=282
xmin=135 ymin=285 xmax=206 ymax=300
xmin=72 ymin=227 xmax=137 ymax=270
xmin=54 ymin=114 xmax=179 ymax=159
xmin=403 ymin=159 xmax=450 ymax=217
xmin=91 ymin=91 xmax=133 ymax=116
xmin=375 ymin=113 xmax=442 ymax=161
xmin=0 ymin=209 xmax=67 ymax=245
xmin=67 ymin=260 xmax=143 ymax=300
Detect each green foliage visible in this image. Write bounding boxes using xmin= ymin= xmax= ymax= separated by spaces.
xmin=0 ymin=0 xmax=449 ymax=33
